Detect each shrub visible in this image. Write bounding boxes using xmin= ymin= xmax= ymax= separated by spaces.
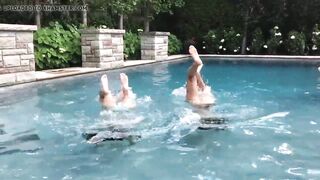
xmin=168 ymin=34 xmax=183 ymax=55
xmin=311 ymin=24 xmax=320 ymax=54
xmin=124 ymin=31 xmax=140 ymax=60
xmin=223 ymin=27 xmax=242 ymax=54
xmin=203 ymin=28 xmax=241 ymax=54
xmin=203 ymin=30 xmax=222 ymax=54
xmin=266 ymin=26 xmax=283 ymax=54
xmin=286 ymin=31 xmax=306 ymax=55
xmin=34 ymin=21 xmax=81 ymax=70
xmin=251 ymin=28 xmax=265 ymax=54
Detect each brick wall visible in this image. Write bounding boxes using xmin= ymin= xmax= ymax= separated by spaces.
xmin=80 ymin=29 xmax=125 ymax=69
xmin=141 ymin=32 xmax=170 ymax=60
xmin=0 ymin=24 xmax=37 ymax=74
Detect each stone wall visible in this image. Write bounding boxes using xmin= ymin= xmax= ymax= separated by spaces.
xmin=0 ymin=24 xmax=37 ymax=74
xmin=141 ymin=32 xmax=170 ymax=60
xmin=80 ymin=29 xmax=125 ymax=69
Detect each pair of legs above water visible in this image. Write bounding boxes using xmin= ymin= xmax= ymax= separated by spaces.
xmin=100 ymin=73 xmax=136 ymax=109
xmin=98 ymin=45 xmax=214 ymax=110
xmin=186 ymin=45 xmax=215 ymax=107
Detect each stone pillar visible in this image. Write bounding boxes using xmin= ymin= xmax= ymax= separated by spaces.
xmin=141 ymin=32 xmax=170 ymax=60
xmin=0 ymin=24 xmax=37 ymax=74
xmin=80 ymin=29 xmax=125 ymax=69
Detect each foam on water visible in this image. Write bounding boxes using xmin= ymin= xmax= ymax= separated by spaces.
xmin=234 ymin=112 xmax=290 ymax=128
xmin=172 ymin=86 xmax=186 ymax=97
xmin=273 ymin=143 xmax=293 ymax=155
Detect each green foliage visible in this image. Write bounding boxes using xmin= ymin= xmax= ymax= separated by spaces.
xmin=108 ymin=0 xmax=139 ymax=14
xmin=203 ymin=28 xmax=242 ymax=54
xmin=124 ymin=31 xmax=141 ymax=60
xmin=168 ymin=34 xmax=183 ymax=55
xmin=87 ymin=0 xmax=115 ymax=28
xmin=251 ymin=28 xmax=264 ymax=54
xmin=223 ymin=27 xmax=242 ymax=54
xmin=203 ymin=30 xmax=222 ymax=54
xmin=286 ymin=31 xmax=306 ymax=55
xmin=144 ymin=0 xmax=185 ymax=15
xmin=266 ymin=26 xmax=283 ymax=54
xmin=34 ymin=21 xmax=81 ymax=70
xmin=311 ymin=24 xmax=320 ymax=54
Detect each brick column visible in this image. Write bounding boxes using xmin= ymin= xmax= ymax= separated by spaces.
xmin=80 ymin=29 xmax=125 ymax=69
xmin=0 ymin=24 xmax=37 ymax=74
xmin=141 ymin=32 xmax=170 ymax=60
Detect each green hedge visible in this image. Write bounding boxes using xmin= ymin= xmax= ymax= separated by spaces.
xmin=168 ymin=34 xmax=183 ymax=55
xmin=34 ymin=22 xmax=81 ymax=70
xmin=287 ymin=31 xmax=306 ymax=55
xmin=124 ymin=31 xmax=141 ymax=60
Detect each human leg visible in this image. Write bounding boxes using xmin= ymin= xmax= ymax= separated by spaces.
xmin=100 ymin=74 xmax=116 ymax=108
xmin=186 ymin=45 xmax=203 ymax=101
xmin=196 ymin=71 xmax=206 ymax=91
xmin=117 ymin=73 xmax=136 ymax=108
xmin=118 ymin=73 xmax=130 ymax=102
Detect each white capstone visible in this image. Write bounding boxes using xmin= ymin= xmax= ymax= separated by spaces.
xmin=0 ymin=24 xmax=37 ymax=31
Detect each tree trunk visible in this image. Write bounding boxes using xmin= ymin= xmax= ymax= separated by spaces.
xmin=119 ymin=14 xmax=124 ymax=29
xmin=82 ymin=0 xmax=88 ymax=27
xmin=144 ymin=2 xmax=150 ymax=32
xmin=35 ymin=0 xmax=41 ymax=29
xmin=144 ymin=18 xmax=150 ymax=32
xmin=241 ymin=10 xmax=249 ymax=55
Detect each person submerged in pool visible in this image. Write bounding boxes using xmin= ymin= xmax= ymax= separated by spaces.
xmin=99 ymin=73 xmax=136 ymax=109
xmin=186 ymin=45 xmax=216 ymax=108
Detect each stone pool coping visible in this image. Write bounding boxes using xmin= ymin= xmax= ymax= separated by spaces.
xmin=0 ymin=54 xmax=319 ymax=88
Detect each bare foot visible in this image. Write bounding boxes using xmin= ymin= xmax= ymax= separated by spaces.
xmin=120 ymin=73 xmax=129 ymax=90
xmin=101 ymin=74 xmax=110 ymax=93
xmin=189 ymin=45 xmax=202 ymax=65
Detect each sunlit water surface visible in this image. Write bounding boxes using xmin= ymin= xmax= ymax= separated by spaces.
xmin=0 ymin=59 xmax=319 ymax=179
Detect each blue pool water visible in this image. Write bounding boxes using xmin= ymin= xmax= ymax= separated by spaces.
xmin=0 ymin=59 xmax=319 ymax=179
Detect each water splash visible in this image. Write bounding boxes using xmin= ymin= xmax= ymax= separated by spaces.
xmin=273 ymin=143 xmax=293 ymax=155
xmin=172 ymin=86 xmax=186 ymax=97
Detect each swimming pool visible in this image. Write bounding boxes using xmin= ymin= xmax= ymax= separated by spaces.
xmin=0 ymin=59 xmax=319 ymax=179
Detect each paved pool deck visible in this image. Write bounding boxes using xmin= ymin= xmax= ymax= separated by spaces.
xmin=0 ymin=54 xmax=319 ymax=87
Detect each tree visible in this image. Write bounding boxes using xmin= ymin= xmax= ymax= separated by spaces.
xmin=35 ymin=0 xmax=41 ymax=28
xmin=138 ymin=0 xmax=185 ymax=32
xmin=107 ymin=0 xmax=139 ymax=29
xmin=232 ymin=0 xmax=265 ymax=54
xmin=82 ymin=0 xmax=88 ymax=26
